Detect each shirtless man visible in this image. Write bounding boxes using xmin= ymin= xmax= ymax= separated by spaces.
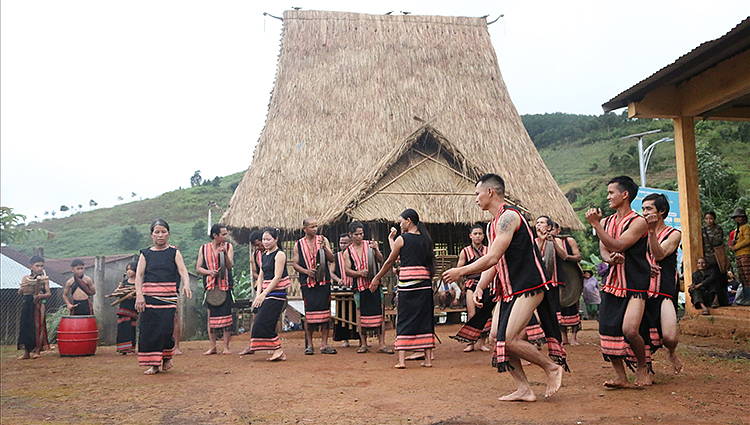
xmin=63 ymin=259 xmax=96 ymax=315
xmin=642 ymin=193 xmax=683 ymax=374
xmin=443 ymin=173 xmax=566 ymax=401
xmin=586 ymin=175 xmax=652 ymax=387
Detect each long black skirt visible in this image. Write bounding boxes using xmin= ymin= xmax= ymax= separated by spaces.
xmin=17 ymin=295 xmax=36 ymax=350
xmin=206 ymin=292 xmax=233 ymax=330
xmin=394 ymin=281 xmax=434 ymax=351
xmin=599 ymin=291 xmax=658 ymax=372
xmin=250 ymin=294 xmax=285 ymax=351
xmin=301 ymin=283 xmax=331 ymax=325
xmin=138 ymin=296 xmax=176 ymax=367
xmin=116 ymin=298 xmax=138 ymax=353
xmin=358 ymin=288 xmax=383 ymax=331
xmin=495 ymin=288 xmax=568 ymax=373
xmin=451 ymin=286 xmax=494 ymax=343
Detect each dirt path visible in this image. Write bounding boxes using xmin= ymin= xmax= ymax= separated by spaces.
xmin=2 ymin=320 xmax=749 ymax=425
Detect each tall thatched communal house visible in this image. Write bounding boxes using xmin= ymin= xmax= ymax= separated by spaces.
xmin=223 ymin=10 xmax=582 ymax=253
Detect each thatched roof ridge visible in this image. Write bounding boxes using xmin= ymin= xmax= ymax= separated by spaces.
xmin=223 ymin=10 xmax=583 ymax=232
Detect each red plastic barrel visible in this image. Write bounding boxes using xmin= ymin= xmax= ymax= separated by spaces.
xmin=57 ymin=315 xmax=98 ymax=356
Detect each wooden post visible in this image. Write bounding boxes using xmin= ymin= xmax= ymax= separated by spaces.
xmin=674 ymin=117 xmax=701 ymax=314
xmin=93 ymin=256 xmax=105 ymax=319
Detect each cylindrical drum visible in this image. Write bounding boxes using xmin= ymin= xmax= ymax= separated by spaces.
xmin=58 ymin=315 xmax=98 ymax=356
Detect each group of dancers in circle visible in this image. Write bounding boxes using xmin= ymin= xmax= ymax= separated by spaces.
xmin=19 ymin=172 xmax=681 ymax=401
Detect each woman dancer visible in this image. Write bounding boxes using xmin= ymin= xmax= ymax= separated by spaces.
xmin=372 ymin=209 xmax=436 ymax=368
xmin=116 ymin=261 xmax=138 ymax=354
xmin=248 ymin=228 xmax=289 ymax=361
xmin=135 ymin=219 xmax=193 ymax=375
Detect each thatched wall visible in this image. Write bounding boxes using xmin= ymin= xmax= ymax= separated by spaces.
xmin=223 ymin=10 xmax=583 ymax=236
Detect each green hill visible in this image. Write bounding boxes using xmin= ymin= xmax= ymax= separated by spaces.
xmin=8 ymin=114 xmax=750 ymax=273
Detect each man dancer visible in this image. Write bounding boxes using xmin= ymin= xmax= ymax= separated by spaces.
xmin=293 ymin=218 xmax=336 ymax=355
xmin=452 ymin=224 xmax=491 ymax=352
xmin=331 ymin=233 xmax=359 ymax=347
xmin=551 ymin=222 xmax=583 ymax=346
xmin=17 ymin=256 xmax=51 ymax=359
xmin=642 ymin=193 xmax=683 ymax=374
xmin=63 ymin=259 xmax=96 ymax=315
xmin=197 ymin=224 xmax=235 ymax=355
xmin=443 ymin=174 xmax=566 ymax=401
xmin=345 ymin=221 xmax=393 ymax=354
xmin=586 ymin=175 xmax=652 ymax=387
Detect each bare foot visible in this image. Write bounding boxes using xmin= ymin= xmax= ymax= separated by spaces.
xmin=394 ymin=363 xmax=406 ymax=369
xmin=463 ymin=345 xmax=474 ymax=352
xmin=144 ymin=366 xmax=160 ymax=375
xmin=162 ymin=359 xmax=173 ymax=371
xmin=239 ymin=347 xmax=254 ymax=356
xmin=634 ymin=368 xmax=653 ymax=387
xmin=545 ymin=364 xmax=564 ymax=398
xmin=341 ymin=341 xmax=350 ymax=348
xmin=603 ymin=378 xmax=630 ymax=388
xmin=499 ymin=388 xmax=536 ymax=402
xmin=267 ymin=350 xmax=285 ymax=361
xmin=266 ymin=351 xmax=286 ymax=362
xmin=521 ymin=360 xmax=532 ymax=366
xmin=173 ymin=348 xmax=183 ymax=355
xmin=570 ymin=340 xmax=580 ymax=346
xmin=420 ymin=362 xmax=432 ymax=368
xmin=479 ymin=345 xmax=492 ymax=352
xmin=203 ymin=348 xmax=218 ymax=355
xmin=669 ymin=352 xmax=683 ymax=374
xmin=405 ymin=352 xmax=425 ymax=361
xmin=17 ymin=353 xmax=30 ymax=360
xmin=222 ymin=349 xmax=232 ymax=355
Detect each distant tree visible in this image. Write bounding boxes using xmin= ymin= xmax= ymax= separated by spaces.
xmin=117 ymin=196 xmax=124 ymax=201
xmin=51 ymin=211 xmax=56 ymax=216
xmin=118 ymin=226 xmax=143 ymax=250
xmin=228 ymin=182 xmax=239 ymax=192
xmin=78 ymin=204 xmax=83 ymax=209
xmin=1 ymin=207 xmax=27 ymax=244
xmin=60 ymin=205 xmax=69 ymax=212
xmin=89 ymin=199 xmax=98 ymax=208
xmin=190 ymin=170 xmax=202 ymax=187
xmin=44 ymin=211 xmax=49 ymax=216
xmin=211 ymin=176 xmax=221 ymax=187
xmin=131 ymin=192 xmax=137 ymax=198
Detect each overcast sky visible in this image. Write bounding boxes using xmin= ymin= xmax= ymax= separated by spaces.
xmin=2 ymin=0 xmax=748 ymax=222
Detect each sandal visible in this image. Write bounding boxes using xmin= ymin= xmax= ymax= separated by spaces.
xmin=377 ymin=346 xmax=394 ymax=354
xmin=320 ymin=346 xmax=337 ymax=354
xmin=701 ymin=308 xmax=711 ymax=316
xmin=356 ymin=346 xmax=369 ymax=354
xmin=304 ymin=346 xmax=315 ymax=355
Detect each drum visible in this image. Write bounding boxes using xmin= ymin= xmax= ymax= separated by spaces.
xmin=542 ymin=241 xmax=555 ymax=281
xmin=57 ymin=315 xmax=98 ymax=356
xmin=366 ymin=246 xmax=380 ymax=280
xmin=314 ymin=248 xmax=328 ymax=282
xmin=559 ymin=261 xmax=584 ymax=308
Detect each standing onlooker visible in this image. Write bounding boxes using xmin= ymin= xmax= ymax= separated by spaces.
xmin=730 ymin=208 xmax=750 ymax=295
xmin=581 ymin=269 xmax=600 ymax=320
xmin=702 ymin=211 xmax=725 ymax=271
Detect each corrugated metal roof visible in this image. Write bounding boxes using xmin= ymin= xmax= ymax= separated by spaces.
xmin=603 ymin=17 xmax=750 ymax=112
xmin=1 ymin=254 xmax=63 ymax=289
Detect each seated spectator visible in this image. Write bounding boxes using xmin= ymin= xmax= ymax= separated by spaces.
xmin=436 ymin=279 xmax=460 ymax=309
xmin=689 ymin=257 xmax=720 ymax=315
xmin=727 ymin=271 xmax=740 ymax=305
xmin=581 ymin=269 xmax=600 ymax=320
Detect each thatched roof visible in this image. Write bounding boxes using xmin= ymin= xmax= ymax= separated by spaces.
xmin=223 ymin=10 xmax=584 ymax=233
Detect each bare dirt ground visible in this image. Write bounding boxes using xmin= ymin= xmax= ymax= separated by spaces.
xmin=2 ymin=320 xmax=749 ymax=425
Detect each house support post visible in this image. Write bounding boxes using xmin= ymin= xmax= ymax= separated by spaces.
xmin=673 ymin=117 xmax=701 ymax=315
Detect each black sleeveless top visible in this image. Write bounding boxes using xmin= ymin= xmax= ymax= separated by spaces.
xmin=400 ymin=233 xmax=432 ymax=269
xmin=262 ymin=249 xmax=289 ymax=280
xmin=141 ymin=247 xmax=179 ymax=283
